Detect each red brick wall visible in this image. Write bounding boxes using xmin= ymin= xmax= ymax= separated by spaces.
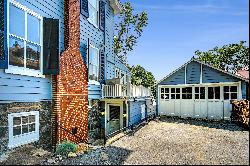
xmin=54 ymin=0 xmax=89 ymax=144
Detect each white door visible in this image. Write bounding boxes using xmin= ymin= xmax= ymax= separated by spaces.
xmin=207 ymin=86 xmax=223 ymax=120
xmin=223 ymin=85 xmax=238 ymax=120
xmin=181 ymin=87 xmax=194 ymax=118
xmin=159 ymin=87 xmax=172 ymax=115
xmin=194 ymin=87 xmax=207 ymax=118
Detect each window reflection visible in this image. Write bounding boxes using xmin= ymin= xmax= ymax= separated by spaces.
xmin=27 ymin=14 xmax=40 ymax=44
xmin=9 ymin=4 xmax=25 ymax=38
xmin=9 ymin=37 xmax=24 ymax=67
xmin=26 ymin=43 xmax=40 ymax=70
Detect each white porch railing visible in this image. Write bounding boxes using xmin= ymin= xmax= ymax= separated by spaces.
xmin=102 ymin=84 xmax=151 ymax=98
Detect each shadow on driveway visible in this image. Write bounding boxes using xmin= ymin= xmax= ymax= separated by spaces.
xmin=157 ymin=116 xmax=248 ymax=132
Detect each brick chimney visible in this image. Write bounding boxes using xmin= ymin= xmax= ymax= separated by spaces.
xmin=53 ymin=0 xmax=89 ymax=144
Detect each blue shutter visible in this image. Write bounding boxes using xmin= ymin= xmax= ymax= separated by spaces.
xmin=99 ymin=0 xmax=105 ymax=31
xmin=43 ymin=18 xmax=60 ymax=75
xmin=0 ymin=0 xmax=8 ymax=69
xmin=81 ymin=0 xmax=89 ymax=18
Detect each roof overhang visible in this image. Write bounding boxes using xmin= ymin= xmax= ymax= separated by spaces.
xmin=109 ymin=0 xmax=122 ymax=15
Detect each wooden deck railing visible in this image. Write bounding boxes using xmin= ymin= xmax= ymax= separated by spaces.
xmin=102 ymin=84 xmax=151 ymax=98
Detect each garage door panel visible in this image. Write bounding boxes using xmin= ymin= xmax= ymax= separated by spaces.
xmin=223 ymin=101 xmax=231 ymax=120
xmin=194 ymin=100 xmax=207 ymax=119
xmin=208 ymin=101 xmax=223 ymax=120
xmin=181 ymin=100 xmax=193 ymax=118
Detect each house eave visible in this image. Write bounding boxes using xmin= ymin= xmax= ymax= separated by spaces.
xmin=109 ymin=0 xmax=122 ymax=15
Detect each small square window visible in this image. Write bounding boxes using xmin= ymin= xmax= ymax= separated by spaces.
xmin=165 ymin=88 xmax=169 ymax=93
xmin=200 ymin=94 xmax=205 ymax=99
xmin=13 ymin=117 xmax=21 ymax=126
xmin=22 ymin=125 xmax=29 ymax=134
xmin=165 ymin=94 xmax=169 ymax=99
xmin=176 ymin=94 xmax=180 ymax=99
xmin=195 ymin=94 xmax=199 ymax=99
xmin=176 ymin=88 xmax=180 ymax=93
xmin=195 ymin=87 xmax=199 ymax=93
xmin=29 ymin=124 xmax=35 ymax=132
xmin=171 ymin=88 xmax=175 ymax=93
xmin=161 ymin=88 xmax=164 ymax=93
xmin=231 ymin=93 xmax=237 ymax=99
xmin=161 ymin=94 xmax=164 ymax=99
xmin=224 ymin=93 xmax=229 ymax=100
xmin=22 ymin=116 xmax=28 ymax=124
xmin=13 ymin=126 xmax=21 ymax=136
xmin=171 ymin=94 xmax=175 ymax=99
xmin=230 ymin=86 xmax=237 ymax=92
xmin=224 ymin=86 xmax=229 ymax=92
xmin=29 ymin=115 xmax=35 ymax=123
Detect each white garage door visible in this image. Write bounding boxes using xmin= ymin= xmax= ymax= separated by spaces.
xmin=158 ymin=83 xmax=240 ymax=120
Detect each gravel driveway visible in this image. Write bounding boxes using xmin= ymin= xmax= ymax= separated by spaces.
xmin=58 ymin=117 xmax=249 ymax=165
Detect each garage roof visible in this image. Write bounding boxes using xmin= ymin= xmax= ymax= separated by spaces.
xmin=157 ymin=58 xmax=249 ymax=85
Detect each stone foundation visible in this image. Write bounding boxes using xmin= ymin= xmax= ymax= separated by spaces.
xmin=0 ymin=102 xmax=52 ymax=155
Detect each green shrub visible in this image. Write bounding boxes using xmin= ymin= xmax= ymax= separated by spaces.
xmin=55 ymin=140 xmax=77 ymax=156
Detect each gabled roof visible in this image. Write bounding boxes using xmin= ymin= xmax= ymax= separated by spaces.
xmin=157 ymin=58 xmax=249 ymax=85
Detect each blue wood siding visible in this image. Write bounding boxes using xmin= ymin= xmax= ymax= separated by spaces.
xmin=241 ymin=81 xmax=247 ymax=99
xmin=159 ymin=68 xmax=185 ymax=85
xmin=0 ymin=0 xmax=64 ymax=103
xmin=186 ymin=61 xmax=200 ymax=84
xmin=202 ymin=65 xmax=239 ymax=83
xmin=82 ymin=0 xmax=130 ymax=99
xmin=0 ymin=69 xmax=51 ymax=103
xmin=129 ymin=100 xmax=146 ymax=126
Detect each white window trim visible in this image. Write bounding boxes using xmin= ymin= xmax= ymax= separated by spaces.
xmin=5 ymin=0 xmax=44 ymax=78
xmin=8 ymin=111 xmax=39 ymax=149
xmin=89 ymin=44 xmax=100 ymax=83
xmin=87 ymin=0 xmax=99 ymax=29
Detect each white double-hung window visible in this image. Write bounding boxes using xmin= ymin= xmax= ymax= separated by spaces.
xmin=88 ymin=0 xmax=99 ymax=27
xmin=89 ymin=45 xmax=99 ymax=82
xmin=8 ymin=111 xmax=39 ymax=148
xmin=6 ymin=1 xmax=43 ymax=77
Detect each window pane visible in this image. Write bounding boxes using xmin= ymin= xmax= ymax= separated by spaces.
xmin=187 ymin=94 xmax=192 ymax=99
xmin=230 ymin=86 xmax=237 ymax=92
xmin=89 ymin=0 xmax=97 ymax=8
xmin=186 ymin=87 xmax=192 ymax=93
xmin=224 ymin=93 xmax=229 ymax=100
xmin=165 ymin=88 xmax=169 ymax=93
xmin=171 ymin=88 xmax=175 ymax=93
xmin=165 ymin=94 xmax=169 ymax=99
xmin=195 ymin=87 xmax=199 ymax=93
xmin=22 ymin=116 xmax=28 ymax=124
xmin=171 ymin=94 xmax=175 ymax=99
xmin=26 ymin=43 xmax=40 ymax=70
xmin=182 ymin=94 xmax=186 ymax=99
xmin=200 ymin=87 xmax=205 ymax=94
xmin=182 ymin=88 xmax=186 ymax=93
xmin=215 ymin=87 xmax=220 ymax=99
xmin=22 ymin=125 xmax=28 ymax=134
xmin=13 ymin=117 xmax=21 ymax=126
xmin=195 ymin=94 xmax=199 ymax=99
xmin=88 ymin=6 xmax=97 ymax=26
xmin=161 ymin=94 xmax=164 ymax=99
xmin=29 ymin=115 xmax=35 ymax=123
xmin=161 ymin=88 xmax=164 ymax=93
xmin=176 ymin=94 xmax=180 ymax=99
xmin=29 ymin=123 xmax=35 ymax=132
xmin=231 ymin=93 xmax=237 ymax=99
xmin=200 ymin=93 xmax=205 ymax=99
xmin=27 ymin=14 xmax=40 ymax=44
xmin=9 ymin=4 xmax=25 ymax=37
xmin=9 ymin=37 xmax=24 ymax=67
xmin=224 ymin=86 xmax=229 ymax=92
xmin=208 ymin=87 xmax=214 ymax=99
xmin=13 ymin=126 xmax=21 ymax=136
xmin=176 ymin=88 xmax=180 ymax=93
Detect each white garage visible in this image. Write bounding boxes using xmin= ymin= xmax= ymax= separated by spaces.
xmin=157 ymin=59 xmax=249 ymax=120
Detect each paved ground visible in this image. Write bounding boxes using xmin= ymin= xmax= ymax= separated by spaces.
xmin=57 ymin=117 xmax=249 ymax=165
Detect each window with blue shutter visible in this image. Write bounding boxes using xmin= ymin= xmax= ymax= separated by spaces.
xmin=81 ymin=0 xmax=89 ymax=18
xmin=43 ymin=18 xmax=59 ymax=75
xmin=0 ymin=0 xmax=8 ymax=69
xmin=99 ymin=0 xmax=105 ymax=31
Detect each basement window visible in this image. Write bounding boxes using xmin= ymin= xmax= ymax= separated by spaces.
xmin=8 ymin=111 xmax=39 ymax=148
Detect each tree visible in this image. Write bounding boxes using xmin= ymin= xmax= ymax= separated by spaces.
xmin=114 ymin=2 xmax=148 ymax=64
xmin=128 ymin=65 xmax=156 ymax=98
xmin=195 ymin=41 xmax=249 ymax=73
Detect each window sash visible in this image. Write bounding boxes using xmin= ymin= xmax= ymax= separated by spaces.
xmin=8 ymin=1 xmax=42 ymax=73
xmin=89 ymin=45 xmax=99 ymax=81
xmin=88 ymin=0 xmax=98 ymax=27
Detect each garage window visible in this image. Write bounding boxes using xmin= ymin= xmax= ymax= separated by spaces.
xmin=171 ymin=88 xmax=180 ymax=99
xmin=224 ymin=86 xmax=237 ymax=100
xmin=195 ymin=87 xmax=205 ymax=99
xmin=160 ymin=88 xmax=169 ymax=99
xmin=208 ymin=87 xmax=220 ymax=99
xmin=182 ymin=87 xmax=192 ymax=99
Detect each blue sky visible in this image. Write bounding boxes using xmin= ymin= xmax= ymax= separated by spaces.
xmin=119 ymin=0 xmax=249 ymax=81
